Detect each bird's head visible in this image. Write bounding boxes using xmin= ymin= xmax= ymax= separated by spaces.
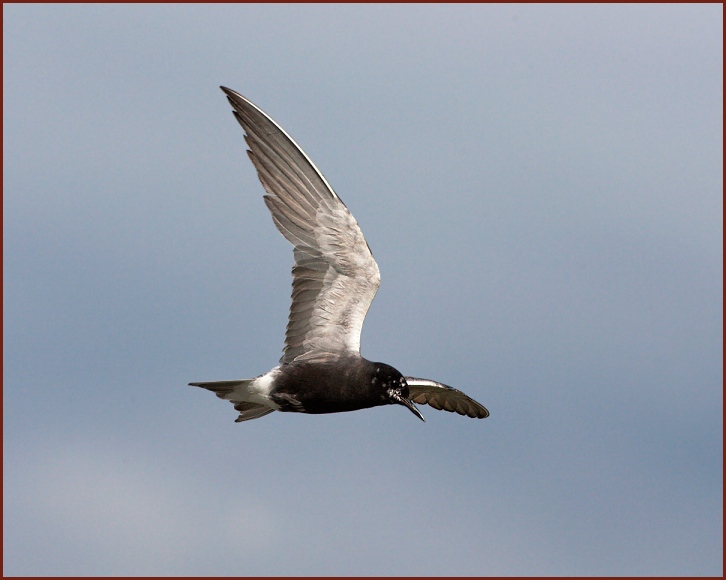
xmin=372 ymin=363 xmax=425 ymax=422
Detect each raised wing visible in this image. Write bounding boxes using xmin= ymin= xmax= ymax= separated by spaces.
xmin=221 ymin=87 xmax=381 ymax=364
xmin=406 ymin=377 xmax=489 ymax=419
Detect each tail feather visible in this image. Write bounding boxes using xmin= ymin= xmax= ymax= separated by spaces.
xmin=189 ymin=379 xmax=276 ymax=422
xmin=189 ymin=380 xmax=246 ymax=399
xmin=233 ymin=402 xmax=275 ymax=422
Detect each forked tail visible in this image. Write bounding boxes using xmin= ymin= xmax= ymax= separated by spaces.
xmin=189 ymin=379 xmax=275 ymax=422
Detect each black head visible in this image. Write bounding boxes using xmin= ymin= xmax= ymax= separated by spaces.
xmin=372 ymin=362 xmax=425 ymax=422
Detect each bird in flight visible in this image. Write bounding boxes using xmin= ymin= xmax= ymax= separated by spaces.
xmin=190 ymin=87 xmax=489 ymax=423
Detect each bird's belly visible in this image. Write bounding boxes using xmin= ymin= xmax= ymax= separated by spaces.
xmin=271 ymin=384 xmax=382 ymax=414
xmin=286 ymin=396 xmax=381 ymax=415
xmin=269 ymin=360 xmax=384 ymax=415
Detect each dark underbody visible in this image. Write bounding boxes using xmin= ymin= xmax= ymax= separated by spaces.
xmin=269 ymin=356 xmax=402 ymax=414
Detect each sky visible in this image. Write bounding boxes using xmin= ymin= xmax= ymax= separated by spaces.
xmin=3 ymin=3 xmax=722 ymax=576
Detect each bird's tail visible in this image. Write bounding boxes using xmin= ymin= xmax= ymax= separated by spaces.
xmin=189 ymin=379 xmax=275 ymax=422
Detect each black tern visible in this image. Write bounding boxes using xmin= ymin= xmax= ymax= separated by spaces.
xmin=190 ymin=87 xmax=489 ymax=423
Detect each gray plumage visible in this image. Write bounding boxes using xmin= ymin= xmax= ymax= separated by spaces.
xmin=225 ymin=87 xmax=379 ymax=365
xmin=189 ymin=87 xmax=489 ymax=423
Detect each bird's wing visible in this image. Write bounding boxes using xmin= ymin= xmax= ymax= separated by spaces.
xmin=221 ymin=87 xmax=380 ymax=364
xmin=405 ymin=377 xmax=489 ymax=419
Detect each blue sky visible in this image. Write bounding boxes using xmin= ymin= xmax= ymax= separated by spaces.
xmin=3 ymin=3 xmax=722 ymax=575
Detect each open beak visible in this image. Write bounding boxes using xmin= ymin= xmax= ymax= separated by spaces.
xmin=392 ymin=392 xmax=426 ymax=422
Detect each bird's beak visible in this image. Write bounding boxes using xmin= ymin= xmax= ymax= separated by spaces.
xmin=391 ymin=391 xmax=425 ymax=422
